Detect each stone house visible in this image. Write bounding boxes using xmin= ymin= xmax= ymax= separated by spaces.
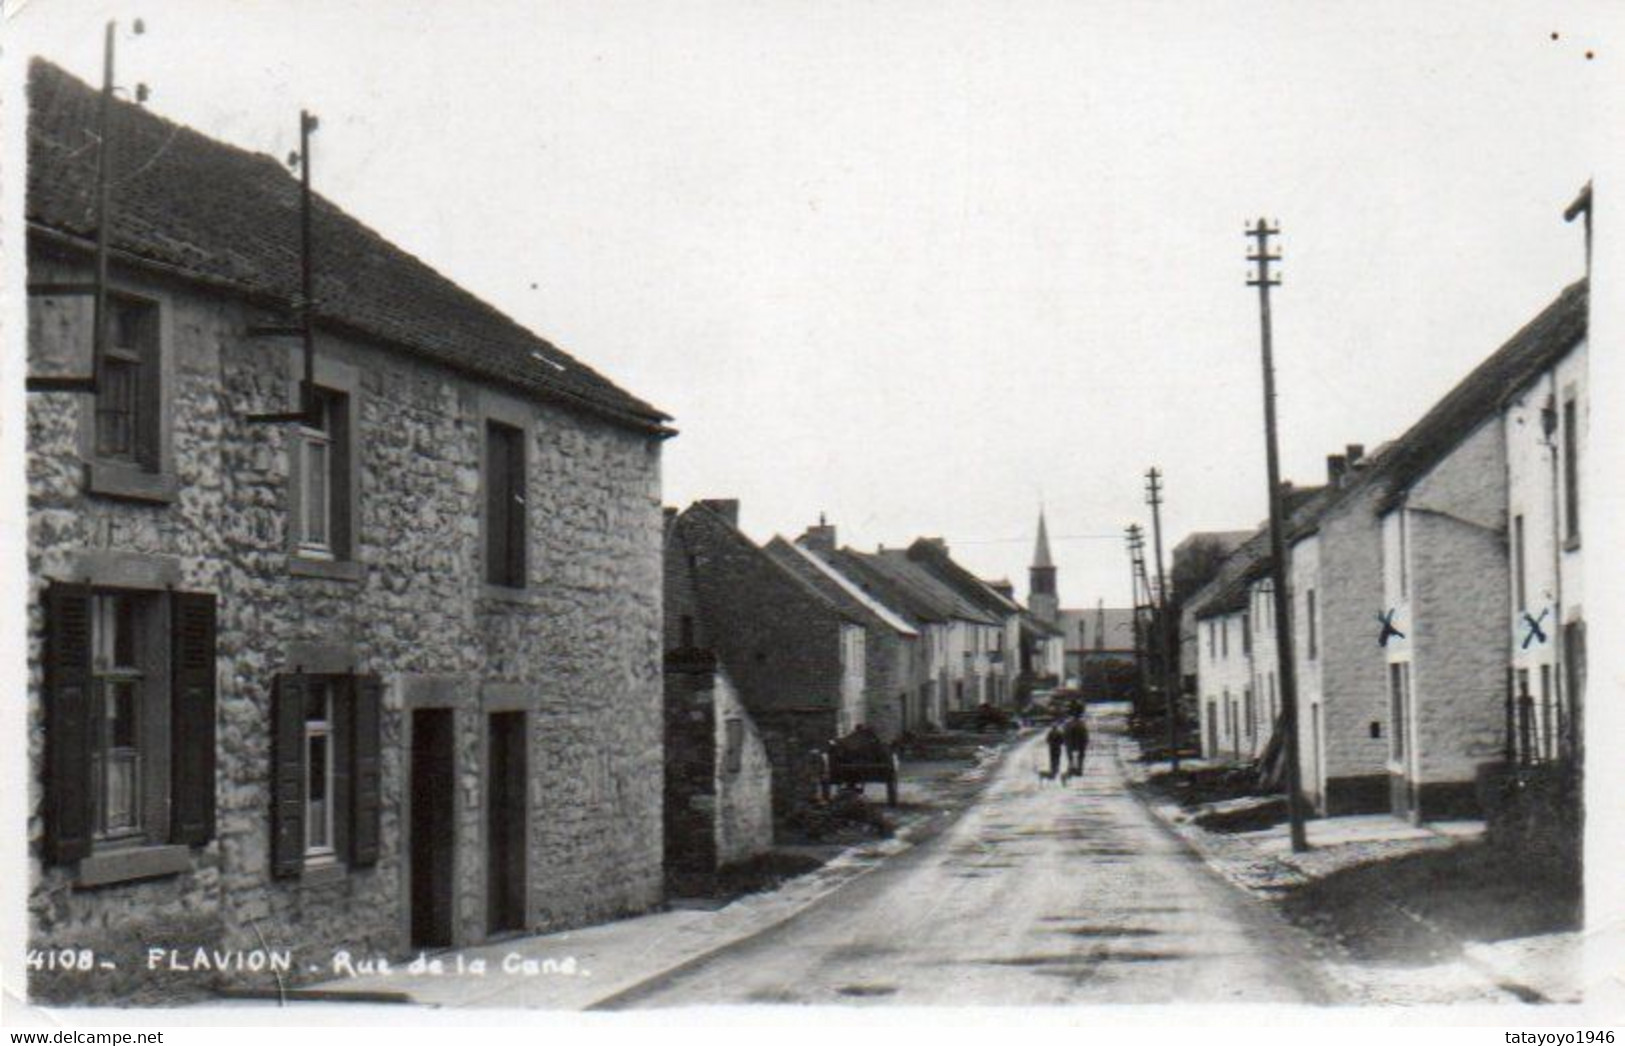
xmin=661 ymin=513 xmax=773 ymax=891
xmin=1184 ymin=489 xmax=1328 ymax=765
xmin=768 ymin=526 xmax=922 ymax=740
xmin=810 ymin=546 xmax=994 ymax=728
xmin=1171 ymin=530 xmax=1253 ymax=718
xmin=664 ymin=501 xmax=865 ymax=824
xmin=906 ymin=538 xmax=1023 ymax=708
xmin=1502 ymin=283 xmax=1588 ymax=768
xmin=1374 ymin=281 xmax=1587 ymax=820
xmin=1189 ymin=531 xmax=1269 ymax=762
xmin=1288 ymin=452 xmax=1392 ymax=817
xmin=25 ymin=60 xmax=668 ymax=1001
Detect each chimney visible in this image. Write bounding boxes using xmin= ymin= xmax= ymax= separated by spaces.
xmin=1327 ymin=454 xmax=1347 ymax=485
xmin=663 ymin=506 xmax=678 ymax=524
xmin=1345 ymin=443 xmax=1365 ymax=467
xmin=988 ymin=579 xmax=1014 ymax=599
xmin=801 ymin=513 xmax=837 ymax=554
xmin=698 ymin=499 xmax=739 ymax=526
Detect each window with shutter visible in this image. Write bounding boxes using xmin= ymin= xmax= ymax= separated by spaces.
xmin=349 ymin=675 xmax=382 ymax=867
xmin=170 ymin=592 xmax=216 ymax=846
xmin=90 ymin=592 xmax=146 ymax=840
xmin=271 ymin=675 xmax=309 ymax=878
xmin=45 ymin=583 xmax=95 ymax=863
xmin=273 ymin=672 xmax=378 ymax=876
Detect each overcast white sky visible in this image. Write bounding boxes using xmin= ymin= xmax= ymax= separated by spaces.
xmin=4 ymin=0 xmax=1604 ymax=607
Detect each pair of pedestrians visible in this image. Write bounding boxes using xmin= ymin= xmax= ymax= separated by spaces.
xmin=1045 ymin=709 xmax=1090 ymax=778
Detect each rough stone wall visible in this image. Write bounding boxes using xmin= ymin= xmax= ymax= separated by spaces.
xmin=861 ymin=631 xmax=915 ymax=741
xmin=671 ymin=507 xmax=842 ymax=821
xmin=1402 ymin=419 xmax=1508 ymax=795
xmin=1312 ymin=488 xmax=1391 ymax=798
xmin=675 ymin=509 xmax=843 ymax=717
xmin=663 ymin=666 xmax=718 ymax=879
xmin=712 ymin=673 xmax=773 ymax=866
xmin=27 ymin=251 xmax=664 ymax=996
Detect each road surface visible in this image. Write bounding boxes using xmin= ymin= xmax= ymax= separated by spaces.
xmin=610 ymin=708 xmax=1332 ymax=1007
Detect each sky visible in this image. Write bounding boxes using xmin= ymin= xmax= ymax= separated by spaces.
xmin=2 ymin=0 xmax=1605 ymax=609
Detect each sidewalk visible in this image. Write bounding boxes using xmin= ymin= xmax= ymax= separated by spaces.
xmin=285 ymin=732 xmax=1014 ymax=1009
xmin=1117 ymin=738 xmax=1581 ymax=1005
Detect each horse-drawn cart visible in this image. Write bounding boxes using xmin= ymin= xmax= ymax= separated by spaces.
xmin=818 ymin=726 xmax=901 ymax=806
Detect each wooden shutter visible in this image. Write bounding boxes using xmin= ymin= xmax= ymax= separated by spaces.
xmin=133 ymin=302 xmax=161 ymax=470
xmin=349 ymin=675 xmax=382 ymax=867
xmin=170 ymin=592 xmax=217 ymax=846
xmin=44 ymin=582 xmax=95 ymax=864
xmin=270 ymin=675 xmax=307 ymax=878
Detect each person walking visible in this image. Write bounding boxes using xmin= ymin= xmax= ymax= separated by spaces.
xmin=1045 ymin=721 xmax=1065 ymax=778
xmin=1064 ymin=711 xmax=1090 ymax=776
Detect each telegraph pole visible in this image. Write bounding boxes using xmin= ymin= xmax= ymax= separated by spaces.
xmin=1125 ymin=524 xmax=1148 ymax=718
xmin=1131 ymin=526 xmax=1144 ymax=714
xmin=1247 ymin=218 xmax=1310 ymax=853
xmin=26 ymin=19 xmax=148 ymax=395
xmin=1145 ymin=468 xmax=1180 ymax=770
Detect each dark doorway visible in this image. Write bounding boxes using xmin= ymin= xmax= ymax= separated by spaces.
xmin=487 ymin=712 xmax=527 ymax=935
xmin=410 ymin=709 xmax=456 ymax=949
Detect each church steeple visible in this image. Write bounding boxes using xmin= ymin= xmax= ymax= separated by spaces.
xmin=1029 ymin=510 xmax=1058 ymax=624
xmin=1033 ymin=511 xmax=1054 ymax=570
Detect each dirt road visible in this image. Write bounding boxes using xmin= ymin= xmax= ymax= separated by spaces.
xmin=608 ymin=708 xmax=1333 ymax=1007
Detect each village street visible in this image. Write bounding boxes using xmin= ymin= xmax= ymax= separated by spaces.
xmin=605 ymin=710 xmax=1334 ymax=1008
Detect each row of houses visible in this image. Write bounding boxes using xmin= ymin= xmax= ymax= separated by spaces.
xmin=1185 ymin=248 xmax=1589 ymax=826
xmin=21 ymin=56 xmax=1082 ymax=998
xmin=660 ymin=507 xmax=1068 ymax=881
xmin=24 ymin=59 xmax=673 ymax=998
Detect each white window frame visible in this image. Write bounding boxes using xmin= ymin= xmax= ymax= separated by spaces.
xmin=295 ymin=392 xmax=338 ymax=559
xmin=304 ymin=679 xmax=337 ymax=860
xmin=91 ymin=593 xmax=145 ymax=841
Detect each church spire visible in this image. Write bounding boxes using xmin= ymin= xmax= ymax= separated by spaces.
xmin=1028 ymin=509 xmax=1058 ymax=624
xmin=1033 ymin=509 xmax=1054 ymax=569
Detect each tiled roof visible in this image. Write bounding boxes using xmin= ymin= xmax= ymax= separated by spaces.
xmin=680 ymin=503 xmax=855 ymax=626
xmin=1285 ymin=281 xmax=1587 ymax=533
xmin=1189 ymin=485 xmax=1339 ymax=619
xmin=855 ymin=550 xmax=1000 ymax=626
xmin=1187 ymin=529 xmax=1271 ymax=620
xmin=1365 ymin=280 xmax=1587 ymax=513
xmin=764 ymin=539 xmax=918 ymax=637
xmin=27 ymin=58 xmax=669 ymax=434
xmin=905 ymin=539 xmax=1022 ymax=619
xmin=821 ymin=549 xmax=946 ymax=625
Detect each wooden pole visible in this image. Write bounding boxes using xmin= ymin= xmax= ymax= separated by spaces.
xmin=1247 ymin=217 xmax=1310 ymax=853
xmin=1145 ymin=468 xmax=1179 ymax=771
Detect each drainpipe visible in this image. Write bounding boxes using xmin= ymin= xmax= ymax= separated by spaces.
xmin=1545 ymin=372 xmax=1565 ymax=761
